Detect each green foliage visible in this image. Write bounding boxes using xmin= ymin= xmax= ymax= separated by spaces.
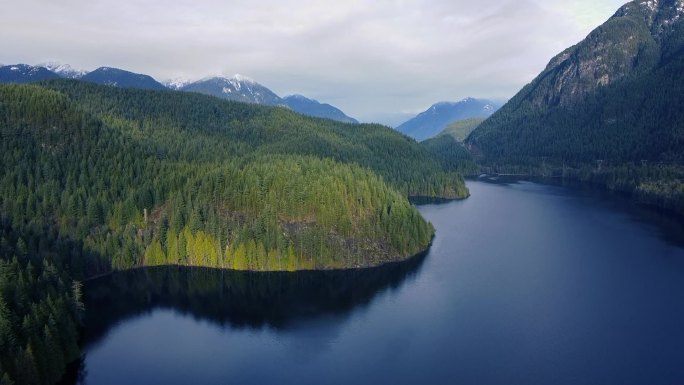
xmin=468 ymin=55 xmax=684 ymax=164
xmin=421 ymin=135 xmax=479 ymax=177
xmin=0 ymin=221 xmax=83 ymax=385
xmin=38 ymin=79 xmax=467 ymax=199
xmin=0 ymin=82 xmax=445 ymax=275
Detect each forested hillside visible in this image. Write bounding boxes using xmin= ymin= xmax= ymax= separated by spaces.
xmin=0 ymin=80 xmax=469 ymax=383
xmin=1 ymin=81 xmax=462 ymax=277
xmin=467 ymin=0 xmax=684 ymax=213
xmin=421 ymin=135 xmax=478 ymax=176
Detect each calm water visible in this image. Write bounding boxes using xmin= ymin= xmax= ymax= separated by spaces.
xmin=65 ymin=180 xmax=684 ymax=385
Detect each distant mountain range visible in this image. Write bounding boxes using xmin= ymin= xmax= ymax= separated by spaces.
xmin=0 ymin=63 xmax=358 ymax=123
xmin=0 ymin=64 xmax=59 ymax=83
xmin=467 ymin=0 xmax=684 ymax=165
xmin=282 ymin=95 xmax=358 ymax=124
xmin=40 ymin=62 xmax=87 ymax=79
xmin=396 ymin=98 xmax=501 ymax=141
xmin=81 ymin=67 xmax=167 ymax=91
xmin=181 ymin=75 xmax=282 ymax=105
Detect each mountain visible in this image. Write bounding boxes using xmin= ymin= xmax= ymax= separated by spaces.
xmin=81 ymin=67 xmax=167 ymax=90
xmin=282 ymin=94 xmax=358 ymax=123
xmin=163 ymin=77 xmax=191 ymax=90
xmin=467 ymin=0 xmax=684 ymax=165
xmin=466 ymin=0 xmax=684 ymax=214
xmin=181 ymin=75 xmax=282 ymax=105
xmin=181 ymin=76 xmax=358 ymax=123
xmin=437 ymin=117 xmax=486 ymax=142
xmin=396 ymin=98 xmax=500 ymax=141
xmin=40 ymin=62 xmax=87 ymax=79
xmin=0 ymin=63 xmax=59 ymax=83
xmin=0 ymin=62 xmax=358 ymax=123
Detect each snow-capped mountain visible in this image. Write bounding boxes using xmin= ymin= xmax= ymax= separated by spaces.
xmin=179 ymin=76 xmax=358 ymax=123
xmin=81 ymin=67 xmax=167 ymax=91
xmin=396 ymin=98 xmax=501 ymax=141
xmin=0 ymin=62 xmax=358 ymax=124
xmin=162 ymin=77 xmax=192 ymax=90
xmin=0 ymin=64 xmax=60 ymax=83
xmin=181 ymin=75 xmax=282 ymax=105
xmin=283 ymin=95 xmax=358 ymax=124
xmin=40 ymin=62 xmax=87 ymax=79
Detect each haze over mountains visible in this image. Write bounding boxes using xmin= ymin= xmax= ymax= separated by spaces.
xmin=0 ymin=63 xmax=358 ymax=123
xmin=396 ymin=98 xmax=501 ymax=141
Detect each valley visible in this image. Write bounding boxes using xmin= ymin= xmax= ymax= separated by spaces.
xmin=1 ymin=0 xmax=683 ymax=384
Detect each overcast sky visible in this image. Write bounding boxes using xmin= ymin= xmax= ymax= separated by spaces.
xmin=2 ymin=0 xmax=626 ymax=124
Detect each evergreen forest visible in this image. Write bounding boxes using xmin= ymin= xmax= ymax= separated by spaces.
xmin=0 ymin=80 xmax=468 ymax=384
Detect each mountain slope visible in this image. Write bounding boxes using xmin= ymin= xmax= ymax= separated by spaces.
xmin=466 ymin=0 xmax=684 ymax=214
xmin=438 ymin=117 xmax=485 ymax=142
xmin=181 ymin=75 xmax=282 ymax=105
xmin=467 ymin=0 xmax=684 ymax=164
xmin=81 ymin=67 xmax=167 ymax=90
xmin=42 ymin=79 xmax=466 ymax=198
xmin=181 ymin=77 xmax=359 ymax=123
xmin=397 ymin=98 xmax=500 ymax=141
xmin=0 ymin=64 xmax=59 ymax=83
xmin=0 ymin=79 xmax=463 ymax=279
xmin=40 ymin=62 xmax=87 ymax=79
xmin=283 ymin=94 xmax=358 ymax=123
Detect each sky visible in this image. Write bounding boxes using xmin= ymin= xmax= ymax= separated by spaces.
xmin=1 ymin=0 xmax=627 ymax=125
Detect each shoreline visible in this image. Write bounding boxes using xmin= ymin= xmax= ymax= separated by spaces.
xmin=83 ymin=240 xmax=434 ymax=282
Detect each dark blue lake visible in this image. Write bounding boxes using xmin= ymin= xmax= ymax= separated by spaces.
xmin=65 ymin=180 xmax=684 ymax=385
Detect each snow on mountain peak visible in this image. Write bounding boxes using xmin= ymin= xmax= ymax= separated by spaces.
xmin=40 ymin=62 xmax=87 ymax=78
xmin=163 ymin=77 xmax=191 ymax=90
xmin=231 ymin=73 xmax=255 ymax=83
xmin=641 ymin=0 xmax=658 ymax=12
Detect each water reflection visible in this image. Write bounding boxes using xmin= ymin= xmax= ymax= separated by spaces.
xmin=474 ymin=176 xmax=684 ymax=249
xmin=81 ymin=252 xmax=428 ymax=349
xmin=60 ymin=181 xmax=684 ymax=385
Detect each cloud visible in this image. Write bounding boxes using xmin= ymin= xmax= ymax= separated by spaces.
xmin=0 ymin=0 xmax=626 ymax=124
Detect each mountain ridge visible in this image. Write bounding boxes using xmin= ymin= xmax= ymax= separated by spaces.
xmin=397 ymin=98 xmax=500 ymax=141
xmin=282 ymin=94 xmax=358 ymax=124
xmin=81 ymin=67 xmax=168 ymax=90
xmin=0 ymin=63 xmax=60 ymax=83
xmin=0 ymin=63 xmax=359 ymax=123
